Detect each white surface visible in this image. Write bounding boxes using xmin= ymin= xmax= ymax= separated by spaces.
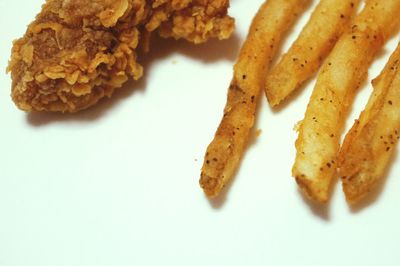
xmin=1 ymin=1 xmax=400 ymax=266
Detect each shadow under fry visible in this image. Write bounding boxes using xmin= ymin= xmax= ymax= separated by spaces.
xmin=26 ymin=33 xmax=241 ymax=127
xmin=297 ymin=186 xmax=331 ymax=221
xmin=207 ymin=170 xmax=237 ymax=209
xmin=297 ymin=174 xmax=341 ymax=221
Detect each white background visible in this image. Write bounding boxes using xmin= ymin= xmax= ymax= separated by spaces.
xmin=1 ymin=0 xmax=400 ymax=265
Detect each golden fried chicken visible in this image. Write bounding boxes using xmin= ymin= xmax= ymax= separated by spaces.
xmin=8 ymin=0 xmax=234 ymax=112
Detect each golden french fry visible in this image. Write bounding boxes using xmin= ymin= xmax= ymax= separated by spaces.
xmin=265 ymin=0 xmax=360 ymax=107
xmin=293 ymin=0 xmax=400 ymax=203
xmin=338 ymin=43 xmax=400 ymax=204
xmin=200 ymin=0 xmax=309 ymax=198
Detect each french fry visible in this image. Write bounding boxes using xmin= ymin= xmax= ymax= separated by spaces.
xmin=338 ymin=43 xmax=400 ymax=204
xmin=264 ymin=0 xmax=360 ymax=107
xmin=200 ymin=0 xmax=309 ymax=198
xmin=293 ymin=0 xmax=400 ymax=203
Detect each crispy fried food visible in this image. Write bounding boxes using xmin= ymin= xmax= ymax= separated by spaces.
xmin=293 ymin=0 xmax=400 ymax=203
xmin=264 ymin=0 xmax=360 ymax=107
xmin=7 ymin=0 xmax=234 ymax=113
xmin=338 ymin=43 xmax=400 ymax=204
xmin=200 ymin=0 xmax=309 ymax=198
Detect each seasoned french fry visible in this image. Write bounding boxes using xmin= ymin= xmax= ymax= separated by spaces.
xmin=200 ymin=0 xmax=309 ymax=198
xmin=265 ymin=0 xmax=360 ymax=107
xmin=293 ymin=0 xmax=400 ymax=203
xmin=338 ymin=43 xmax=400 ymax=204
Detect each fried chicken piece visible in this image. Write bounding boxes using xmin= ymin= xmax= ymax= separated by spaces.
xmin=7 ymin=0 xmax=234 ymax=112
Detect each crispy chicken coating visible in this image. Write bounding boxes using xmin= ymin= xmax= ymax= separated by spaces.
xmin=8 ymin=0 xmax=234 ymax=112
